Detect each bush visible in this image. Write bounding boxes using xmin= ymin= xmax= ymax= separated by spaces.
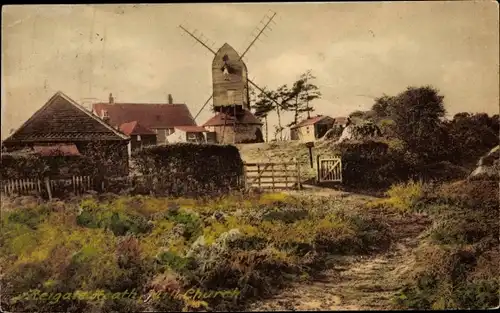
xmin=1 ymin=193 xmax=393 ymax=312
xmin=132 ymin=143 xmax=244 ymax=196
xmin=393 ymin=180 xmax=499 ymax=310
xmin=373 ymin=180 xmax=425 ymax=213
xmin=337 ymin=140 xmax=411 ymax=188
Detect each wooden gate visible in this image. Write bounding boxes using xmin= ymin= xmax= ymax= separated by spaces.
xmin=243 ymin=161 xmax=301 ymax=191
xmin=317 ymin=156 xmax=342 ymax=183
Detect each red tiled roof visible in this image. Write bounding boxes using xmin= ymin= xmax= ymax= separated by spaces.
xmin=203 ymin=110 xmax=262 ymax=127
xmin=92 ymin=103 xmax=196 ymax=130
xmin=174 ymin=126 xmax=208 ymax=133
xmin=33 ymin=144 xmax=81 ymax=156
xmin=4 ymin=92 xmax=129 ymax=143
xmin=119 ymin=121 xmax=156 ymax=135
xmin=291 ymin=115 xmax=330 ymax=129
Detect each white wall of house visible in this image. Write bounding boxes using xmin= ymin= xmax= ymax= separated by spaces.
xmin=291 ymin=125 xmax=316 ymax=142
xmin=166 ymin=129 xmax=187 ymax=143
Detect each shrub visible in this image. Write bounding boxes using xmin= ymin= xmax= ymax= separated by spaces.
xmin=337 ymin=140 xmax=412 ymax=189
xmin=132 ymin=143 xmax=244 ymax=196
xmin=384 ymin=180 xmax=425 ymax=212
xmin=394 ymin=179 xmax=499 ymax=310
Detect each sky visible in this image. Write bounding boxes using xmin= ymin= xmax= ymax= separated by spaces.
xmin=2 ymin=2 xmax=499 ymax=139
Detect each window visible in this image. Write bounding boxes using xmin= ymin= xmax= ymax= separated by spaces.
xmin=227 ymin=90 xmax=235 ymax=105
xmin=101 ymin=110 xmax=109 ymax=119
xmin=306 ymin=126 xmax=310 ymax=134
xmin=137 ymin=134 xmax=141 ymax=141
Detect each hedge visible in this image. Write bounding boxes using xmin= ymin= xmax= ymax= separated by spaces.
xmin=337 ymin=140 xmax=411 ymax=188
xmin=131 ymin=143 xmax=244 ymax=196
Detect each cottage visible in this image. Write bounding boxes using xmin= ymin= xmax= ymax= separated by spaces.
xmin=2 ymin=91 xmax=130 ymax=177
xmin=119 ymin=121 xmax=157 ymax=154
xmin=166 ymin=126 xmax=209 ymax=143
xmin=203 ymin=109 xmax=263 ymax=144
xmin=92 ymin=94 xmax=198 ymax=145
xmin=290 ymin=115 xmax=348 ymax=142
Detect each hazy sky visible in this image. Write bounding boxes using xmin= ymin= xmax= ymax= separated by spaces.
xmin=2 ymin=2 xmax=499 ymax=139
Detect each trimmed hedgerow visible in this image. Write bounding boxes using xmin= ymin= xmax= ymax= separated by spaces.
xmin=132 ymin=143 xmax=244 ymax=197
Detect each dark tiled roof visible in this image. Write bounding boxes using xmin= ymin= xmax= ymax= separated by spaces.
xmin=174 ymin=126 xmax=208 ymax=133
xmin=119 ymin=121 xmax=156 ymax=135
xmin=4 ymin=92 xmax=129 ymax=143
xmin=203 ymin=110 xmax=262 ymax=127
xmin=92 ymin=102 xmax=197 ymax=129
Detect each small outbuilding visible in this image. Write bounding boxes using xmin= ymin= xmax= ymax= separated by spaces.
xmin=166 ymin=126 xmax=209 ymax=143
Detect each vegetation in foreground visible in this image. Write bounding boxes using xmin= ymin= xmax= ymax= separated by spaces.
xmin=371 ymin=180 xmax=499 ymax=310
xmin=0 ymin=192 xmax=391 ymax=312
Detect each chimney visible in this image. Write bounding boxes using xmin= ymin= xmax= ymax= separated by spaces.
xmin=168 ymin=94 xmax=173 ymax=104
xmin=109 ymin=93 xmax=114 ymax=104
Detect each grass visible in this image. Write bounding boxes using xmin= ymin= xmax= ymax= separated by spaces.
xmin=0 ymin=192 xmax=391 ymax=312
xmin=367 ymin=180 xmax=425 ymax=213
xmin=391 ymin=179 xmax=499 ymax=310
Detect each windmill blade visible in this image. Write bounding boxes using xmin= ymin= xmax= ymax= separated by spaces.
xmin=194 ymin=94 xmax=213 ymax=120
xmin=238 ymin=11 xmax=277 ymax=62
xmin=179 ymin=25 xmax=216 ymax=55
xmin=248 ymin=79 xmax=279 ymax=107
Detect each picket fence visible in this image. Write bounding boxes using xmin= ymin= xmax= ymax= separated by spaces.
xmin=1 ymin=162 xmax=304 ymax=199
xmin=1 ymin=176 xmax=94 ymax=199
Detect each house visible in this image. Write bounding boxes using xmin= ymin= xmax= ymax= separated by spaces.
xmin=92 ymin=93 xmax=198 ymax=144
xmin=119 ymin=121 xmax=157 ymax=154
xmin=203 ymin=109 xmax=264 ymax=144
xmin=290 ymin=115 xmax=347 ymax=142
xmin=166 ymin=126 xmax=209 ymax=143
xmin=2 ymin=91 xmax=130 ymax=177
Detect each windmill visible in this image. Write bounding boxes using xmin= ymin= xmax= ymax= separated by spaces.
xmin=179 ymin=10 xmax=281 ymax=144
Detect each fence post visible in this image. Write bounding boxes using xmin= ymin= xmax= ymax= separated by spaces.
xmin=284 ymin=163 xmax=288 ymax=189
xmin=296 ymin=159 xmax=301 ymax=190
xmin=242 ymin=163 xmax=248 ymax=192
xmin=271 ymin=163 xmax=275 ymax=192
xmin=257 ymin=164 xmax=261 ymax=190
xmin=44 ymin=177 xmax=52 ymax=201
xmin=316 ymin=155 xmax=321 ymax=184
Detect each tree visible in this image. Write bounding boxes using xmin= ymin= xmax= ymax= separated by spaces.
xmin=272 ymin=84 xmax=296 ymax=141
xmin=446 ymin=112 xmax=499 ymax=164
xmin=390 ymin=86 xmax=449 ymax=163
xmin=251 ymin=87 xmax=274 ymax=142
xmin=285 ymin=70 xmax=322 ymax=128
xmin=371 ymin=94 xmax=395 ymax=118
xmin=298 ymin=70 xmax=321 ymax=119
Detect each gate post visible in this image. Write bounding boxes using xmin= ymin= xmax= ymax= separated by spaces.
xmin=316 ymin=155 xmax=321 ymax=184
xmin=242 ymin=163 xmax=248 ymax=192
xmin=44 ymin=177 xmax=52 ymax=201
xmin=296 ymin=159 xmax=302 ymax=190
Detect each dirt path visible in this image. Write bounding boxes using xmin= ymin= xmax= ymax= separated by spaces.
xmin=248 ymin=189 xmax=430 ymax=311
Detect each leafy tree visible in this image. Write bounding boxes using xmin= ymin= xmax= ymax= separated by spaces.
xmin=371 ymin=94 xmax=395 ymax=118
xmin=446 ymin=113 xmax=499 ymax=164
xmin=389 ymin=86 xmax=449 ymax=163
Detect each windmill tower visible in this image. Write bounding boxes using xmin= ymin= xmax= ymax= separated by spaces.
xmin=179 ymin=11 xmax=278 ymax=144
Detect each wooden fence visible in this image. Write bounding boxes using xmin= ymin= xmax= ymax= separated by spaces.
xmin=243 ymin=161 xmax=301 ymax=191
xmin=1 ymin=176 xmax=94 ymax=199
xmin=1 ymin=172 xmax=245 ymax=199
